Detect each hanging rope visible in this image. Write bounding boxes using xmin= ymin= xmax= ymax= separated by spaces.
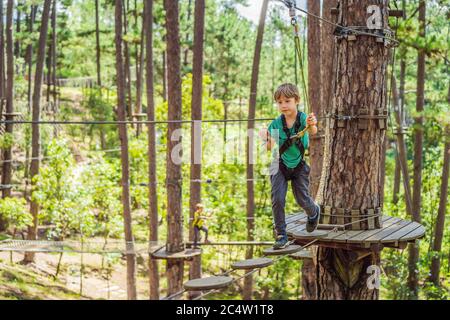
xmin=291 ymin=14 xmax=310 ymax=114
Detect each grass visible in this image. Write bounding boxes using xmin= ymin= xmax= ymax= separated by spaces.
xmin=0 ymin=259 xmax=86 ymax=300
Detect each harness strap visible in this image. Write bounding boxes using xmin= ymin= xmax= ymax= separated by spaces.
xmin=279 ymin=112 xmax=305 ymax=157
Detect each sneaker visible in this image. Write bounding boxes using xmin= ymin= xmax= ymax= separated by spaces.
xmin=273 ymin=234 xmax=288 ymax=249
xmin=306 ymin=205 xmax=321 ymax=233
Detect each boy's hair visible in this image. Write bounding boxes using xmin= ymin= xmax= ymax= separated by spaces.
xmin=273 ymin=83 xmax=301 ymax=102
xmin=196 ymin=203 xmax=204 ymax=209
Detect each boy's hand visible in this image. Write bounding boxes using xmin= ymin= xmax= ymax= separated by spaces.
xmin=258 ymin=128 xmax=270 ymax=142
xmin=306 ymin=113 xmax=317 ymax=126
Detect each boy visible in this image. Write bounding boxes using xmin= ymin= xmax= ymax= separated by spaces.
xmin=192 ymin=203 xmax=209 ymax=248
xmin=259 ymin=83 xmax=321 ymax=249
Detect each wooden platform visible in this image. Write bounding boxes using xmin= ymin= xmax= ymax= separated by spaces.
xmin=231 ymin=257 xmax=273 ymax=270
xmin=263 ymin=244 xmax=302 ymax=256
xmin=184 ymin=276 xmax=233 ymax=291
xmin=285 ymin=213 xmax=425 ymax=250
xmin=289 ymin=249 xmax=313 ymax=260
xmin=151 ymin=248 xmax=202 ymax=260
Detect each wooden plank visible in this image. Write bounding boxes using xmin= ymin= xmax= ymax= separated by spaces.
xmin=184 ymin=276 xmax=233 ymax=291
xmin=399 ymin=224 xmax=426 ymax=242
xmin=336 ymin=208 xmax=345 ymax=226
xmin=363 ymin=219 xmax=412 ymax=243
xmin=287 ymin=223 xmax=306 ymax=235
xmin=368 ymin=209 xmax=376 ymax=229
xmin=377 ymin=221 xmax=418 ymax=243
xmin=347 ymin=216 xmax=401 ymax=243
xmin=323 ymin=206 xmax=331 ymax=224
xmin=323 ymin=216 xmax=393 ymax=242
xmin=286 ymin=212 xmax=305 ymax=223
xmin=351 ymin=209 xmax=360 ymax=230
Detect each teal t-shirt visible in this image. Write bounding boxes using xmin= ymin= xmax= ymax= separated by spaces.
xmin=268 ymin=112 xmax=309 ymax=168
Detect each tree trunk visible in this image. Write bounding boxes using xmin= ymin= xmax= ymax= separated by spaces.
xmin=51 ymin=0 xmax=58 ymax=137
xmin=188 ymin=0 xmax=205 ymax=300
xmin=135 ymin=15 xmax=145 ymax=136
xmin=95 ymin=0 xmax=102 ymax=87
xmin=23 ymin=0 xmax=52 ymax=264
xmin=14 ymin=2 xmax=20 ymax=58
xmin=409 ymin=0 xmax=426 ymax=299
xmin=144 ymin=0 xmax=160 ymax=300
xmin=164 ymin=0 xmax=185 ymax=297
xmin=123 ymin=2 xmax=133 ymax=121
xmin=302 ymin=0 xmax=338 ymax=300
xmin=0 ymin=1 xmax=5 ymax=99
xmin=114 ymin=0 xmax=137 ymax=300
xmin=1 ymin=0 xmax=15 ymax=201
xmin=393 ymin=153 xmax=401 ymax=204
xmin=244 ymin=0 xmax=269 ymax=300
xmin=162 ymin=48 xmax=167 ymax=102
xmin=428 ymin=86 xmax=450 ymax=285
xmin=183 ymin=0 xmax=192 ymax=67
xmin=24 ymin=4 xmax=36 ymax=204
xmin=393 ymin=52 xmax=406 ymax=205
xmin=315 ymin=0 xmax=390 ymax=300
xmin=307 ymin=0 xmax=321 ymax=197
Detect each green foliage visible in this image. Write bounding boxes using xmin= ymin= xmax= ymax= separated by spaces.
xmin=0 ymin=197 xmax=32 ymax=232
xmin=32 ymin=139 xmax=94 ymax=239
xmin=82 ymin=156 xmax=123 ymax=239
xmin=0 ymin=133 xmax=14 ymax=149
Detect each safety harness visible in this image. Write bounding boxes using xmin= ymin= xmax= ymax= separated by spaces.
xmin=279 ymin=112 xmax=305 ymax=158
xmin=277 ymin=112 xmax=307 ymax=181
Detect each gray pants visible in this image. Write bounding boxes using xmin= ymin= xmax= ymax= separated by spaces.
xmin=193 ymin=226 xmax=208 ymax=246
xmin=270 ymin=160 xmax=319 ymax=235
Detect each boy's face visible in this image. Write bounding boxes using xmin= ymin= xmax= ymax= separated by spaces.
xmin=276 ymin=95 xmax=298 ymax=116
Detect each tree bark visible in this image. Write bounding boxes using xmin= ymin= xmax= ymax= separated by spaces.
xmin=393 ymin=153 xmax=401 ymax=204
xmin=123 ymin=2 xmax=133 ymax=120
xmin=0 ymin=1 xmax=5 ymax=99
xmin=303 ymin=0 xmax=339 ymax=300
xmin=95 ymin=0 xmax=102 ymax=87
xmin=164 ymin=0 xmax=185 ymax=297
xmin=23 ymin=0 xmax=52 ymax=264
xmin=391 ymin=76 xmax=414 ymax=216
xmin=24 ymin=4 xmax=36 ymax=204
xmin=307 ymin=0 xmax=321 ymax=198
xmin=14 ymin=2 xmax=20 ymax=58
xmin=188 ymin=0 xmax=205 ymax=300
xmin=409 ymin=0 xmax=426 ymax=299
xmin=315 ymin=0 xmax=390 ymax=300
xmin=135 ymin=14 xmax=145 ymax=136
xmin=244 ymin=0 xmax=269 ymax=300
xmin=162 ymin=48 xmax=167 ymax=102
xmin=428 ymin=87 xmax=450 ymax=285
xmin=393 ymin=50 xmax=406 ymax=205
xmin=1 ymin=0 xmax=15 ymax=201
xmin=114 ymin=0 xmax=137 ymax=300
xmin=144 ymin=0 xmax=159 ymax=300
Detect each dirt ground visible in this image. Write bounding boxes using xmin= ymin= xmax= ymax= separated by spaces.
xmin=0 ymin=250 xmax=157 ymax=300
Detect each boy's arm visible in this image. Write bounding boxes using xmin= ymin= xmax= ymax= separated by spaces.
xmin=306 ymin=113 xmax=318 ymax=135
xmin=307 ymin=125 xmax=318 ymax=135
xmin=259 ymin=128 xmax=276 ymax=151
